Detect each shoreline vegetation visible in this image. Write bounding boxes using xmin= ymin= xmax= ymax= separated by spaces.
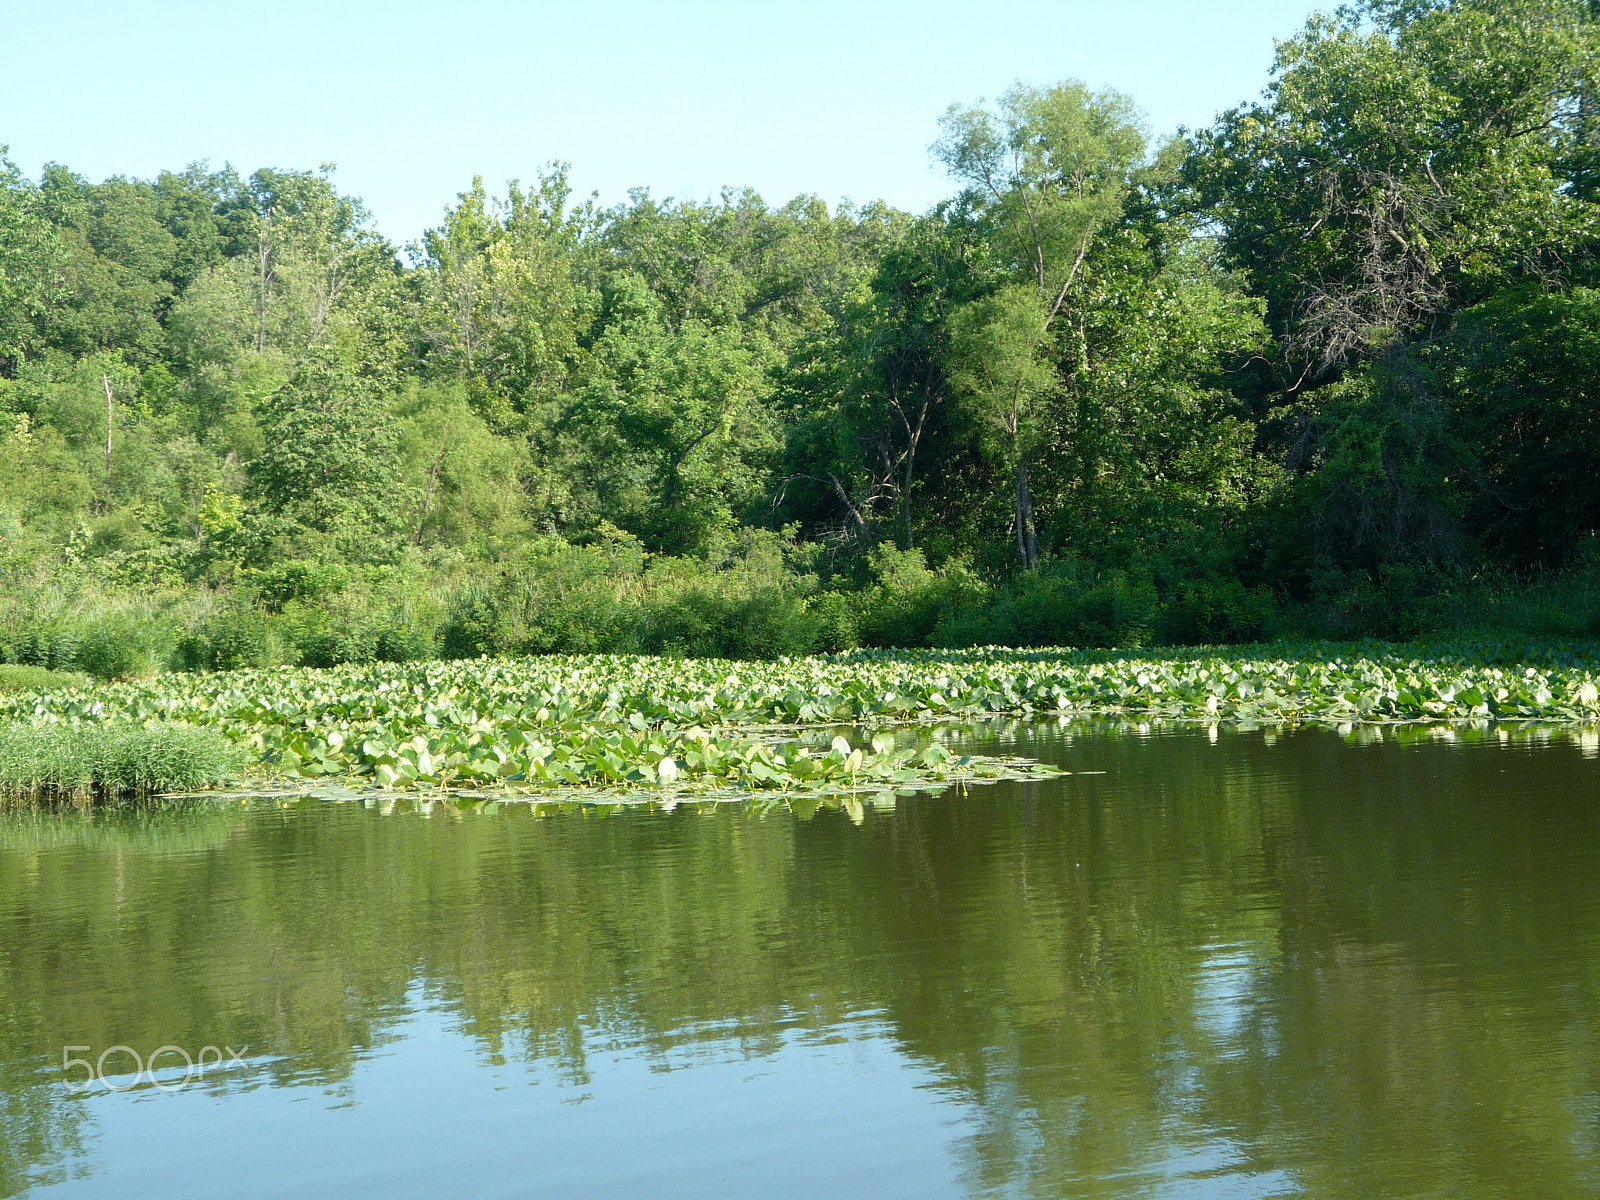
xmin=5 ymin=2 xmax=1600 ymax=696
xmin=4 ymin=641 xmax=1599 ymax=804
xmin=0 ymin=723 xmax=240 ymax=803
xmin=7 ymin=2 xmax=1600 ymax=800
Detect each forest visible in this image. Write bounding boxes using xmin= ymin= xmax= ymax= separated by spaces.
xmin=5 ymin=0 xmax=1600 ymax=680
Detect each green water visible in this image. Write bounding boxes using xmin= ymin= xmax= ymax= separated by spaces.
xmin=2 ymin=722 xmax=1598 ymax=1198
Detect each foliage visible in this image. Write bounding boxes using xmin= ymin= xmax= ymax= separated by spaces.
xmin=3 ymin=3 xmax=1600 ymax=645
xmin=175 ymin=606 xmax=274 ymax=672
xmin=0 ymin=664 xmax=85 ymax=695
xmin=6 ymin=642 xmax=1600 ymax=805
xmin=0 ymin=653 xmax=1082 ymax=798
xmin=0 ymin=721 xmax=243 ymax=801
xmin=935 ymin=562 xmax=1159 ymax=648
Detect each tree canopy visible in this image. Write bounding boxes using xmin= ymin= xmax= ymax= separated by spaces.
xmin=6 ymin=0 xmax=1600 ymax=654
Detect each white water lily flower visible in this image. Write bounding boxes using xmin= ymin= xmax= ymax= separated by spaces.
xmin=657 ymin=757 xmax=678 ymax=783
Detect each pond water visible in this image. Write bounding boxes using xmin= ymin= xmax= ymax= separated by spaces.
xmin=2 ymin=722 xmax=1598 ymax=1198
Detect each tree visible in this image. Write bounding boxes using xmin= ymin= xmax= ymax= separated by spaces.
xmin=793 ymin=211 xmax=975 ymax=551
xmin=250 ymin=348 xmax=403 ymax=553
xmin=946 ymin=285 xmax=1056 ymax=567
xmin=34 ymin=167 xmax=176 ymax=362
xmin=1185 ymin=0 xmax=1599 ymax=381
xmin=413 ymin=167 xmax=596 ymax=429
xmin=1182 ymin=0 xmax=1600 ymax=575
xmin=0 ymin=149 xmax=60 ymax=372
xmin=396 ymin=381 xmax=531 ymax=549
xmin=935 ymin=82 xmax=1148 ymax=567
xmin=574 ymin=273 xmax=776 ymax=554
xmin=936 ymin=82 xmax=1145 ymax=326
xmin=1447 ymin=285 xmax=1600 ymax=566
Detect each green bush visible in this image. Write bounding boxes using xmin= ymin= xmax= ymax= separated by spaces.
xmin=276 ymin=603 xmax=381 ymax=669
xmin=935 ymin=563 xmax=1157 ymax=648
xmin=441 ymin=538 xmax=656 ymax=658
xmin=803 ymin=591 xmax=859 ymax=654
xmin=643 ymin=589 xmax=823 ymax=659
xmin=246 ymin=560 xmax=353 ymax=612
xmin=1292 ymin=561 xmax=1459 ymax=640
xmin=177 ymin=608 xmax=275 ymax=672
xmin=375 ymin=620 xmax=435 ymax=663
xmin=439 ymin=585 xmax=501 ymax=659
xmin=10 ymin=626 xmax=82 ymax=673
xmin=1157 ymin=576 xmax=1277 ymax=645
xmin=853 ymin=547 xmax=982 ymax=649
xmin=74 ymin=618 xmax=159 ymax=680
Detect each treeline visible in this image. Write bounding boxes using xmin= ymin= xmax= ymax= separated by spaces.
xmin=7 ymin=0 xmax=1600 ymax=676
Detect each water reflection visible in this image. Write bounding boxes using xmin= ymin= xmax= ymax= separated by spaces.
xmin=2 ymin=722 xmax=1598 ymax=1197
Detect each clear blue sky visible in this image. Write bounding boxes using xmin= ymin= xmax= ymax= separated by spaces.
xmin=1 ymin=0 xmax=1322 ymax=244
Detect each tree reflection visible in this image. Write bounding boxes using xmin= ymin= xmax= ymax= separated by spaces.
xmin=2 ymin=724 xmax=1597 ymax=1197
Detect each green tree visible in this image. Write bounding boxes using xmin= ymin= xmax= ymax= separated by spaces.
xmin=396 ymin=381 xmax=531 ymax=550
xmin=33 ymin=168 xmax=177 ymax=363
xmin=250 ymin=348 xmax=403 ymax=555
xmin=935 ymin=82 xmax=1148 ymax=567
xmin=945 ymin=285 xmax=1056 ymax=567
xmin=780 ymin=210 xmax=975 ymax=552
xmin=1185 ymin=0 xmax=1599 ymax=379
xmin=1446 ymin=285 xmax=1600 ymax=566
xmin=0 ymin=149 xmax=60 ymax=372
xmin=577 ymin=274 xmax=776 ymax=554
xmin=413 ymin=167 xmax=596 ymax=429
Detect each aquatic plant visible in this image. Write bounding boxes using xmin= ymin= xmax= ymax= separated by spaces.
xmin=0 ymin=723 xmax=246 ymax=802
xmin=0 ymin=664 xmax=87 ymax=696
xmin=3 ymin=642 xmax=1597 ymax=798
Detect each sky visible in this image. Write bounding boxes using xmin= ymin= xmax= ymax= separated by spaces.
xmin=0 ymin=0 xmax=1322 ymax=245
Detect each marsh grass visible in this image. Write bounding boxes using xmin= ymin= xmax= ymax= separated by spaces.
xmin=0 ymin=723 xmax=246 ymax=803
xmin=0 ymin=664 xmax=88 ymax=695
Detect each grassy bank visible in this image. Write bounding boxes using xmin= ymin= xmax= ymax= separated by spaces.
xmin=0 ymin=664 xmax=87 ymax=695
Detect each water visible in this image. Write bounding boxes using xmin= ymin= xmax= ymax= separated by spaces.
xmin=2 ymin=722 xmax=1598 ymax=1198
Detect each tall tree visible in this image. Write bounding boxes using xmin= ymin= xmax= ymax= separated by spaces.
xmin=0 ymin=150 xmax=60 ymax=372
xmin=935 ymin=82 xmax=1147 ymax=566
xmin=250 ymin=347 xmax=403 ymax=555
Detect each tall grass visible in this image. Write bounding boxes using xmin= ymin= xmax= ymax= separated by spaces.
xmin=0 ymin=723 xmax=246 ymax=803
xmin=0 ymin=664 xmax=87 ymax=695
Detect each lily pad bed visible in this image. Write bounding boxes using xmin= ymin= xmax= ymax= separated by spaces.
xmin=1 ymin=644 xmax=1597 ymax=800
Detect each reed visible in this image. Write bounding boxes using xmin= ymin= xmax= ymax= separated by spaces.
xmin=0 ymin=665 xmax=86 ymax=696
xmin=0 ymin=723 xmax=245 ymax=803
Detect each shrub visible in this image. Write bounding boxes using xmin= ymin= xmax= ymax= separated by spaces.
xmin=10 ymin=625 xmax=82 ymax=673
xmin=1294 ymin=561 xmax=1458 ymax=640
xmin=74 ymin=618 xmax=159 ymax=681
xmin=1157 ymin=577 xmax=1277 ymax=645
xmin=276 ymin=603 xmax=380 ymax=669
xmin=803 ymin=591 xmax=859 ymax=653
xmin=854 ymin=547 xmax=983 ymax=649
xmin=246 ymin=560 xmax=353 ymax=612
xmin=643 ymin=589 xmax=822 ymax=659
xmin=935 ymin=563 xmax=1157 ymax=648
xmin=177 ymin=608 xmax=275 ymax=672
xmin=375 ymin=620 xmax=435 ymax=663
